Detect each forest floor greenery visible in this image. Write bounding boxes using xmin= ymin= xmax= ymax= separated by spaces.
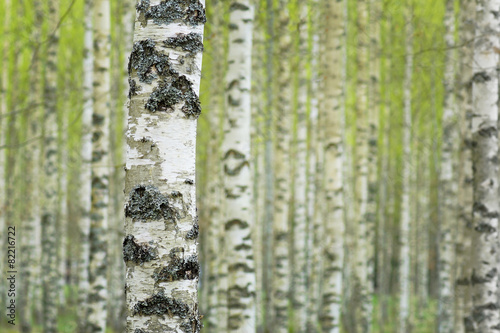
xmin=0 ymin=291 xmax=436 ymax=332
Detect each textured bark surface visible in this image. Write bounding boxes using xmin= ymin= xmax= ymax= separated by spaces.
xmin=271 ymin=1 xmax=291 ymax=331
xmin=438 ymin=1 xmax=458 ymax=331
xmin=352 ymin=0 xmax=375 ymax=330
xmin=19 ymin=1 xmax=42 ymax=331
xmin=292 ymin=3 xmax=309 ymax=332
xmin=204 ymin=1 xmax=224 ymax=331
xmin=41 ymin=1 xmax=60 ymax=331
xmin=455 ymin=1 xmax=474 ymax=331
xmin=222 ymin=2 xmax=256 ymax=332
xmin=88 ymin=0 xmax=111 ymax=331
xmin=77 ymin=1 xmax=93 ymax=330
xmin=320 ymin=0 xmax=346 ymax=332
xmin=398 ymin=9 xmax=412 ymax=333
xmin=124 ymin=0 xmax=205 ymax=331
xmin=469 ymin=0 xmax=500 ymax=331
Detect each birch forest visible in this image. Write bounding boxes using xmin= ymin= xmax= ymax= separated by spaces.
xmin=1 ymin=0 xmax=499 ymax=332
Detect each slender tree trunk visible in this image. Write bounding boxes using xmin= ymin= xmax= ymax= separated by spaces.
xmin=438 ymin=2 xmax=459 ymax=331
xmin=468 ymin=0 xmax=500 ymax=330
xmin=77 ymin=0 xmax=93 ymax=330
xmin=204 ymin=1 xmax=225 ymax=331
xmin=88 ymin=0 xmax=111 ymax=331
xmin=124 ymin=0 xmax=205 ymax=331
xmin=454 ymin=1 xmax=474 ymax=331
xmin=353 ymin=0 xmax=374 ymax=330
xmin=41 ymin=1 xmax=60 ymax=331
xmin=320 ymin=0 xmax=346 ymax=332
xmin=292 ymin=3 xmax=309 ymax=332
xmin=398 ymin=6 xmax=413 ymax=333
xmin=19 ymin=1 xmax=42 ymax=331
xmin=222 ymin=2 xmax=256 ymax=331
xmin=306 ymin=5 xmax=324 ymax=330
xmin=271 ymin=1 xmax=291 ymax=331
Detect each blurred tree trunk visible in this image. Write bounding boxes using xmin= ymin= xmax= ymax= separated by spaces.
xmin=454 ymin=0 xmax=474 ymax=331
xmin=203 ymin=2 xmax=225 ymax=331
xmin=307 ymin=4 xmax=324 ymax=330
xmin=271 ymin=0 xmax=291 ymax=331
xmin=398 ymin=5 xmax=413 ymax=333
xmin=41 ymin=0 xmax=60 ymax=331
xmin=468 ymin=0 xmax=500 ymax=330
xmin=88 ymin=0 xmax=111 ymax=331
xmin=292 ymin=3 xmax=309 ymax=332
xmin=223 ymin=2 xmax=256 ymax=331
xmin=319 ymin=0 xmax=346 ymax=332
xmin=124 ymin=0 xmax=205 ymax=331
xmin=20 ymin=0 xmax=42 ymax=331
xmin=438 ymin=1 xmax=459 ymax=331
xmin=353 ymin=0 xmax=374 ymax=330
xmin=77 ymin=0 xmax=93 ymax=330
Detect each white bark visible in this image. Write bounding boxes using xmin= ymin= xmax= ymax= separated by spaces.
xmin=469 ymin=0 xmax=500 ymax=330
xmin=438 ymin=1 xmax=458 ymax=331
xmin=271 ymin=1 xmax=291 ymax=331
xmin=320 ymin=0 xmax=346 ymax=332
xmin=77 ymin=1 xmax=93 ymax=330
xmin=292 ymin=3 xmax=309 ymax=332
xmin=124 ymin=0 xmax=205 ymax=331
xmin=41 ymin=1 xmax=60 ymax=331
xmin=454 ymin=1 xmax=475 ymax=331
xmin=88 ymin=0 xmax=111 ymax=331
xmin=222 ymin=2 xmax=256 ymax=331
xmin=398 ymin=9 xmax=412 ymax=333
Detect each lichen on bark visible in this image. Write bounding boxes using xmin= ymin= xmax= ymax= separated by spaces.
xmin=125 ymin=185 xmax=179 ymax=223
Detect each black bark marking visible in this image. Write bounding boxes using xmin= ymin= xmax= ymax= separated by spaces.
xmin=224 ymin=161 xmax=249 ymax=176
xmin=153 ymin=248 xmax=199 ymax=282
xmin=471 ymin=268 xmax=498 ymax=285
xmin=129 ymin=78 xmax=140 ymax=97
xmin=92 ymin=114 xmax=105 ymax=126
xmin=186 ymin=223 xmax=199 ymax=240
xmin=136 ymin=0 xmax=206 ymax=27
xmin=125 ymin=185 xmax=179 ymax=223
xmin=223 ymin=149 xmax=245 ymax=160
xmin=123 ymin=235 xmax=157 ymax=264
xmin=230 ymin=3 xmax=250 ymax=11
xmin=478 ymin=126 xmax=497 ymax=138
xmin=184 ymin=178 xmax=194 ymax=184
xmin=132 ymin=291 xmax=190 ymax=317
xmin=225 ymin=219 xmax=249 ymax=230
xmin=145 ymin=75 xmax=201 ymax=118
xmin=472 ymin=302 xmax=499 ymax=324
xmin=472 ymin=71 xmax=491 ymax=83
xmin=164 ymin=33 xmax=203 ymax=55
xmin=129 ymin=39 xmax=176 ymax=84
xmin=180 ymin=313 xmax=203 ymax=333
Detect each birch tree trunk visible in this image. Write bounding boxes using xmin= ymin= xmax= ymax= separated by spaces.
xmin=41 ymin=0 xmax=60 ymax=331
xmin=438 ymin=1 xmax=458 ymax=331
xmin=124 ymin=0 xmax=205 ymax=331
xmin=271 ymin=1 xmax=291 ymax=331
xmin=454 ymin=1 xmax=474 ymax=331
xmin=320 ymin=0 xmax=346 ymax=332
xmin=19 ymin=1 xmax=42 ymax=330
xmin=88 ymin=0 xmax=111 ymax=330
xmin=468 ymin=0 xmax=500 ymax=330
xmin=398 ymin=6 xmax=413 ymax=333
xmin=222 ymin=2 xmax=256 ymax=331
xmin=204 ymin=0 xmax=224 ymax=330
xmin=77 ymin=0 xmax=94 ymax=330
xmin=292 ymin=3 xmax=309 ymax=331
xmin=353 ymin=0 xmax=373 ymax=330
